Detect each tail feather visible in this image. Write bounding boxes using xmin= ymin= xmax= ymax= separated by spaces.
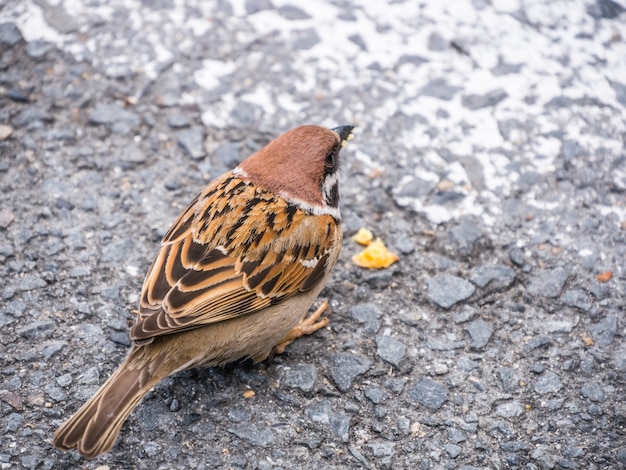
xmin=53 ymin=355 xmax=161 ymax=459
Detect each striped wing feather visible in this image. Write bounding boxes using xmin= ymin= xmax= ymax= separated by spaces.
xmin=131 ymin=174 xmax=338 ymax=343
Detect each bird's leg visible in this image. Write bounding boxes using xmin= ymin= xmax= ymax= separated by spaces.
xmin=274 ymin=301 xmax=330 ymax=355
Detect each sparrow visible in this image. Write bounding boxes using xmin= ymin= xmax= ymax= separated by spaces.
xmin=52 ymin=124 xmax=354 ymax=459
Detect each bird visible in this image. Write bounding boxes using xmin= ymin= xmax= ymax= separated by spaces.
xmin=52 ymin=124 xmax=355 ymax=459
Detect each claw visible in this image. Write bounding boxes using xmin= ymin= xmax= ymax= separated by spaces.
xmin=274 ymin=301 xmax=330 ymax=355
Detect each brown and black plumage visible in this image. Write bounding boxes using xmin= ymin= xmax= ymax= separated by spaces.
xmin=52 ymin=124 xmax=354 ymax=459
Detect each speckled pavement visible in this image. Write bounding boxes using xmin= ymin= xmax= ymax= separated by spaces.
xmin=1 ymin=0 xmax=625 ymax=468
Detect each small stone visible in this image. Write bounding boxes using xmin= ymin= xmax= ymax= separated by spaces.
xmin=509 ymin=247 xmax=525 ymax=267
xmin=376 ymin=335 xmax=406 ymax=367
xmin=588 ymin=313 xmax=617 ymax=346
xmin=394 ymin=234 xmax=416 ymax=255
xmin=464 ymin=318 xmax=494 ymax=349
xmin=364 ymin=386 xmax=385 ymax=404
xmin=587 ymin=0 xmax=625 ymax=19
xmin=580 ymin=382 xmax=607 ymax=402
xmin=5 ymin=413 xmax=23 ymax=432
xmin=55 ymin=198 xmax=75 ymax=210
xmin=420 ymin=78 xmax=461 ymax=100
xmin=349 ymin=303 xmax=383 ymax=334
xmin=26 ymin=40 xmax=54 ymax=58
xmin=282 ymin=363 xmax=317 ymax=392
xmin=0 ymin=209 xmax=14 ymax=228
xmin=409 ymin=378 xmax=449 ymax=410
xmin=383 ymin=378 xmax=407 ymax=395
xmin=544 ymin=316 xmax=579 ymax=333
xmin=0 ymin=124 xmax=13 ymax=141
xmin=17 ymin=320 xmax=54 ymax=337
xmin=110 ymin=332 xmax=131 ymax=346
xmin=526 ymin=268 xmax=568 ymax=298
xmin=0 ymin=22 xmax=22 ymax=46
xmin=453 ymin=305 xmax=478 ymax=323
xmin=444 ymin=443 xmax=462 ymax=458
xmin=496 ymin=401 xmax=524 ymax=418
xmin=177 ymin=126 xmax=205 ymax=159
xmin=143 ymin=442 xmax=161 ymax=458
xmin=448 ymin=427 xmax=467 ymax=443
xmin=329 ymin=353 xmax=373 ymax=392
xmin=88 ymin=103 xmax=139 ymax=127
xmin=329 ymin=413 xmax=351 ymax=442
xmin=56 ymin=373 xmax=72 ymax=387
xmin=292 ymin=28 xmax=320 ymax=50
xmin=45 ymin=385 xmax=67 ymax=402
xmin=214 ymin=142 xmax=240 ymax=167
xmin=524 ymin=336 xmax=553 ymax=352
xmin=561 ymin=289 xmax=592 ymax=312
xmin=367 ymin=440 xmax=395 ymax=458
xmin=497 ymin=367 xmax=520 ymax=392
xmin=228 ymin=423 xmax=275 ymax=447
xmin=427 ymin=274 xmax=476 ymax=309
xmin=0 ymin=391 xmax=23 ymax=411
xmin=470 ymin=264 xmax=516 ymax=290
xmin=119 ymin=144 xmax=146 ymax=164
xmin=169 ymin=399 xmax=180 ymax=412
xmin=277 ymin=4 xmax=310 ymax=19
xmin=462 ymin=89 xmax=508 ymax=110
xmin=533 ymin=371 xmax=562 ymax=394
xmin=41 ymin=341 xmax=66 ymax=360
xmin=167 ymin=111 xmax=190 ymax=129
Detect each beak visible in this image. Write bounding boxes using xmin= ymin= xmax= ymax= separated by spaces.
xmin=331 ymin=126 xmax=355 ymax=147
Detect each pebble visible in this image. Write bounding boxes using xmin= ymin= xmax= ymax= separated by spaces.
xmin=329 ymin=413 xmax=351 ymax=442
xmin=0 ymin=22 xmax=22 ymax=46
xmin=444 ymin=443 xmax=462 ymax=458
xmin=177 ymin=126 xmax=206 ymax=159
xmin=464 ymin=318 xmax=494 ymax=349
xmin=470 ymin=264 xmax=516 ymax=290
xmin=0 ymin=125 xmax=13 ymax=141
xmin=420 ymin=77 xmax=461 ymax=100
xmin=375 ymin=335 xmax=406 ymax=367
xmin=526 ymin=268 xmax=568 ymax=298
xmin=329 ymin=353 xmax=373 ymax=392
xmin=461 ymin=89 xmax=508 ymax=110
xmin=497 ymin=367 xmax=520 ymax=392
xmin=427 ymin=274 xmax=476 ymax=309
xmin=364 ymin=386 xmax=386 ymax=404
xmin=227 ymin=424 xmax=275 ymax=447
xmin=110 ymin=332 xmax=131 ymax=346
xmin=409 ymin=378 xmax=449 ymax=410
xmin=533 ymin=371 xmax=562 ymax=394
xmin=282 ymin=363 xmax=317 ymax=392
xmin=561 ymin=289 xmax=592 ymax=312
xmin=166 ymin=111 xmax=190 ymax=128
xmin=26 ymin=40 xmax=54 ymax=59
xmin=367 ymin=440 xmax=395 ymax=458
xmin=17 ymin=320 xmax=54 ymax=337
xmin=88 ymin=103 xmax=139 ymax=127
xmin=496 ymin=401 xmax=524 ymax=418
xmin=580 ymin=382 xmax=607 ymax=402
xmin=214 ymin=142 xmax=241 ymax=167
xmin=524 ymin=335 xmax=553 ymax=352
xmin=349 ymin=303 xmax=383 ymax=334
xmin=383 ymin=378 xmax=407 ymax=395
xmin=588 ymin=313 xmax=617 ymax=346
xmin=5 ymin=413 xmax=23 ymax=432
xmin=41 ymin=341 xmax=66 ymax=360
xmin=0 ymin=209 xmax=15 ymax=229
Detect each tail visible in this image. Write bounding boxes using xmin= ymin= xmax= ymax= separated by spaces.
xmin=53 ymin=350 xmax=164 ymax=459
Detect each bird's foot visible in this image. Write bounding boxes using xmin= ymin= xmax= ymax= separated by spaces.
xmin=274 ymin=300 xmax=330 ymax=355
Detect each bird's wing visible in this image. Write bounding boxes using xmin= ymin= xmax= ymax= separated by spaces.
xmin=131 ymin=173 xmax=340 ymax=343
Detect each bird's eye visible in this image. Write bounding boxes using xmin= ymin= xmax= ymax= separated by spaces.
xmin=324 ymin=151 xmax=336 ymax=171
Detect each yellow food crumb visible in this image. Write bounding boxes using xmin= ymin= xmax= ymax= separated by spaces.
xmin=352 ymin=238 xmax=399 ymax=269
xmin=242 ymin=390 xmax=255 ymax=399
xmin=352 ymin=227 xmax=374 ymax=246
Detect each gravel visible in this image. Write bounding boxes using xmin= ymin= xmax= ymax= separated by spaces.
xmin=1 ymin=0 xmax=625 ymax=468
